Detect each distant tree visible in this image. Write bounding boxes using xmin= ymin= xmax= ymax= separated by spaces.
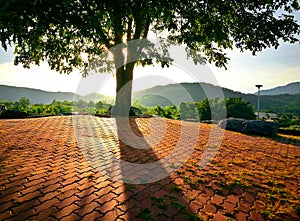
xmin=1 ymin=0 xmax=299 ymax=115
xmin=154 ymin=105 xmax=179 ymax=119
xmin=195 ymin=97 xmax=255 ymax=121
xmin=179 ymin=102 xmax=198 ymax=120
xmin=225 ymin=97 xmax=256 ymax=120
xmin=18 ymin=97 xmax=30 ymax=109
xmin=76 ymin=100 xmax=87 ymax=109
xmin=88 ymin=101 xmax=94 ymax=108
xmin=196 ymin=99 xmax=212 ymax=121
xmin=95 ymin=101 xmax=103 ymax=109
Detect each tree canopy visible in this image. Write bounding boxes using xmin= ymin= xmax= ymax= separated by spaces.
xmin=1 ymin=0 xmax=299 ymax=70
xmin=1 ymin=0 xmax=299 ymax=114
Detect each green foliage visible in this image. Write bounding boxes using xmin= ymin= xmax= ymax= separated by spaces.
xmin=179 ymin=102 xmax=198 ymax=120
xmin=1 ymin=0 xmax=299 ymax=74
xmin=18 ymin=97 xmax=30 ymax=109
xmin=275 ymin=113 xmax=300 ymax=129
xmin=226 ymin=98 xmax=256 ymax=119
xmin=154 ymin=105 xmax=179 ymax=119
xmin=155 ymin=98 xmax=255 ymax=121
xmin=196 ymin=98 xmax=212 ymax=121
xmin=194 ymin=97 xmax=255 ymax=121
xmin=95 ymin=101 xmax=103 ymax=109
xmin=0 ymin=98 xmax=112 ymax=116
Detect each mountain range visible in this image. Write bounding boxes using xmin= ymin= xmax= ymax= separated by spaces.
xmin=0 ymin=82 xmax=299 ymax=113
xmin=257 ymin=82 xmax=300 ymax=95
xmin=133 ymin=82 xmax=300 ymax=113
xmin=0 ymin=85 xmax=111 ymax=104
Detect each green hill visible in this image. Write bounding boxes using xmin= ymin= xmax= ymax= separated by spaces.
xmin=133 ymin=82 xmax=300 ymax=114
xmin=257 ymin=82 xmax=300 ymax=95
xmin=0 ymin=85 xmax=112 ymax=104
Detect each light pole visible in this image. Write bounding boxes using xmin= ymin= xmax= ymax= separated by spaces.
xmin=255 ymin=85 xmax=263 ymax=119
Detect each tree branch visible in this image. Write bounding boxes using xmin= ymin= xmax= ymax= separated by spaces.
xmin=127 ymin=17 xmax=133 ymax=42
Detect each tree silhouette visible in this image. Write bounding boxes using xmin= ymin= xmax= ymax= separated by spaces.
xmin=0 ymin=0 xmax=299 ymax=115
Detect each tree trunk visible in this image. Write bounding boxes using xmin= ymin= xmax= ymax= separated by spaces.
xmin=113 ymin=62 xmax=135 ymax=116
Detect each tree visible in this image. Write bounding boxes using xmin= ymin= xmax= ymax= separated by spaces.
xmin=1 ymin=0 xmax=299 ymax=115
xmin=225 ymin=97 xmax=256 ymax=120
xmin=196 ymin=98 xmax=212 ymax=121
xmin=179 ymin=102 xmax=198 ymax=120
xmin=18 ymin=97 xmax=30 ymax=109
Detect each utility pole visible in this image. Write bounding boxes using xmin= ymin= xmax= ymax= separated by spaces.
xmin=255 ymin=85 xmax=263 ymax=119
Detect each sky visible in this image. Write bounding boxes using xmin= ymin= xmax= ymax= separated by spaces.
xmin=0 ymin=11 xmax=300 ymax=96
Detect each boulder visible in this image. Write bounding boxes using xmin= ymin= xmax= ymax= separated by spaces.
xmin=218 ymin=118 xmax=278 ymax=136
xmin=244 ymin=120 xmax=278 ymax=136
xmin=218 ymin=118 xmax=247 ymax=132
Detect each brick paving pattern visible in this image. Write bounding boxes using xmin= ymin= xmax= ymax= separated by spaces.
xmin=0 ymin=116 xmax=299 ymax=220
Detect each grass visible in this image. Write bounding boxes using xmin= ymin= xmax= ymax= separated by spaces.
xmin=170 ymin=185 xmax=183 ymax=192
xmin=182 ymin=176 xmax=198 ymax=189
xmin=170 ymin=201 xmax=186 ymax=210
xmin=135 ymin=208 xmax=154 ymax=221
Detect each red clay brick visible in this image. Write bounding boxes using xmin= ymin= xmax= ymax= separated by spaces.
xmin=0 ymin=201 xmax=13 ymax=213
xmin=40 ymin=179 xmax=62 ymax=191
xmin=249 ymin=211 xmax=264 ymax=221
xmin=60 ymin=176 xmax=80 ymax=187
xmin=76 ymin=186 xmax=97 ymax=198
xmin=42 ymin=184 xmax=61 ymax=195
xmin=0 ymin=209 xmax=13 ymax=220
xmin=164 ymin=205 xmax=179 ymax=218
xmin=243 ymin=191 xmax=255 ymax=203
xmin=74 ymin=201 xmax=101 ymax=217
xmin=222 ymin=201 xmax=236 ymax=213
xmin=11 ymin=208 xmax=37 ymax=220
xmin=96 ymin=199 xmax=118 ymax=214
xmin=39 ymin=191 xmax=60 ymax=202
xmin=34 ymin=198 xmax=59 ymax=213
xmin=203 ymin=202 xmax=217 ymax=215
xmin=56 ymin=195 xmax=80 ymax=210
xmin=11 ymin=199 xmax=40 ymax=214
xmin=212 ymin=211 xmax=227 ymax=221
xmin=81 ymin=210 xmax=103 ymax=221
xmin=225 ymin=195 xmax=239 ymax=204
xmin=211 ymin=195 xmax=225 ymax=205
xmin=235 ymin=211 xmax=248 ymax=221
xmin=237 ymin=200 xmax=252 ymax=213
xmin=196 ymin=194 xmax=209 ymax=205
xmin=57 ymin=189 xmax=77 ymax=201
xmin=23 ymin=178 xmax=46 ymax=188
xmin=77 ymin=193 xmax=99 ymax=205
xmin=59 ymin=183 xmax=79 ymax=193
xmin=55 ymin=203 xmax=80 ymax=219
xmin=60 ymin=212 xmax=81 ymax=221
xmin=30 ymin=206 xmax=57 ymax=220
xmin=17 ymin=191 xmax=42 ymax=203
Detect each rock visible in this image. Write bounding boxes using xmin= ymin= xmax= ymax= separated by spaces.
xmin=218 ymin=118 xmax=247 ymax=132
xmin=218 ymin=118 xmax=278 ymax=136
xmin=244 ymin=120 xmax=278 ymax=136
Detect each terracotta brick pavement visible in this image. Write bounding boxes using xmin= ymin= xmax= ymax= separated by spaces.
xmin=0 ymin=116 xmax=299 ymax=220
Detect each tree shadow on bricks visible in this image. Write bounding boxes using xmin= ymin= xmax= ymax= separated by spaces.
xmin=74 ymin=115 xmax=213 ymax=220
xmin=112 ymin=117 xmax=202 ymax=220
